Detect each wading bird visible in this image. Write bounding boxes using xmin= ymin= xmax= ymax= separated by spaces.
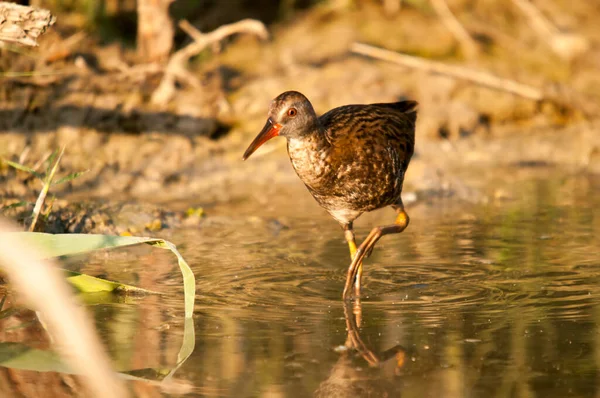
xmin=243 ymin=91 xmax=417 ymax=299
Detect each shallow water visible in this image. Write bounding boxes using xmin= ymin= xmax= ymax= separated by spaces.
xmin=3 ymin=173 xmax=600 ymax=397
xmin=167 ymin=174 xmax=600 ymax=397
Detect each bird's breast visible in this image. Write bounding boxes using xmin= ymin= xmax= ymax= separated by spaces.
xmin=287 ymin=137 xmax=334 ymax=188
xmin=286 ymin=134 xmax=407 ymax=222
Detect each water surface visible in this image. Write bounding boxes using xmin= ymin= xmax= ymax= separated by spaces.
xmin=169 ymin=174 xmax=600 ymax=397
xmin=4 ymin=174 xmax=600 ymax=398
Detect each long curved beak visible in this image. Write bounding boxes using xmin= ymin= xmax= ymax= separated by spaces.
xmin=242 ymin=118 xmax=282 ymax=160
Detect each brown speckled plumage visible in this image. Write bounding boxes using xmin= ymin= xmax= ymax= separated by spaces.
xmin=243 ymin=91 xmax=417 ymax=299
xmin=288 ymin=99 xmax=416 ymax=225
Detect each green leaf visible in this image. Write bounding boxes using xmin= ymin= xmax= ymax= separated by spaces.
xmin=63 ymin=270 xmax=158 ymax=295
xmin=0 ymin=232 xmax=196 ymax=382
xmin=44 ymin=149 xmax=61 ymax=177
xmin=0 ymin=342 xmax=71 ymax=373
xmin=0 ymin=201 xmax=31 ymax=211
xmin=1 ymin=232 xmax=195 ymax=319
xmin=0 ymin=342 xmax=179 ymax=380
xmin=3 ymin=160 xmax=43 ymax=179
xmin=165 ymin=316 xmax=195 ymax=381
xmin=52 ymin=170 xmax=89 ymax=186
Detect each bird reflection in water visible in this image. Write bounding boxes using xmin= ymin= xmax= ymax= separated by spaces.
xmin=314 ymin=300 xmax=408 ymax=397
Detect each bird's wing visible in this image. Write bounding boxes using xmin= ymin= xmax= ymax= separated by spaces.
xmin=320 ymin=101 xmax=417 ymax=152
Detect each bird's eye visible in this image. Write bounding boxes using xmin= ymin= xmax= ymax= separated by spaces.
xmin=287 ymin=108 xmax=297 ymax=117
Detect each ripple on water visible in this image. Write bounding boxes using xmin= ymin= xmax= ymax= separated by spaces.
xmin=193 ymin=243 xmax=600 ymax=326
xmin=184 ymin=195 xmax=600 ymax=327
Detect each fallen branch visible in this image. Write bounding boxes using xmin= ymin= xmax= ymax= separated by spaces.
xmin=0 ymin=2 xmax=55 ymax=46
xmin=151 ymin=18 xmax=269 ymax=106
xmin=430 ymin=0 xmax=478 ymax=59
xmin=352 ymin=42 xmax=544 ymax=100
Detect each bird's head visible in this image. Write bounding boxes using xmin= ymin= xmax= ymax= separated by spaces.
xmin=243 ymin=91 xmax=318 ymax=160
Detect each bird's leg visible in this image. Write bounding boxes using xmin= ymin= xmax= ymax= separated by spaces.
xmin=342 ymin=205 xmax=410 ymax=300
xmin=343 ymin=222 xmax=364 ymax=296
xmin=343 ymin=222 xmax=357 ymax=259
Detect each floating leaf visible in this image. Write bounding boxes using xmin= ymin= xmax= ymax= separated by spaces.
xmin=64 ymin=270 xmax=157 ymax=295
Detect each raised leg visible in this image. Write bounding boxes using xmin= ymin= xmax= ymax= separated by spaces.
xmin=342 ymin=205 xmax=410 ymax=300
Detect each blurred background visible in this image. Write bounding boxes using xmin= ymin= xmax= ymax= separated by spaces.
xmin=1 ymin=1 xmax=600 ymax=397
xmin=0 ymin=0 xmax=598 ymax=228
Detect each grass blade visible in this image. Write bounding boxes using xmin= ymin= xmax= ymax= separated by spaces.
xmin=3 ymin=160 xmax=43 ymax=179
xmin=52 ymin=170 xmax=89 ymax=186
xmin=0 ymin=201 xmax=31 ymax=211
xmin=3 ymin=232 xmax=196 ymax=319
xmin=29 ymin=147 xmax=64 ymax=231
xmin=44 ymin=149 xmax=60 ymax=176
xmin=0 ymin=231 xmax=196 ymax=382
xmin=0 ymin=222 xmax=128 ymax=397
xmin=64 ymin=270 xmax=158 ymax=295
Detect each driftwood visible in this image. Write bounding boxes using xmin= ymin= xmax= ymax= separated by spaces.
xmin=0 ymin=2 xmax=55 ymax=46
xmin=151 ymin=18 xmax=269 ymax=106
xmin=352 ymin=42 xmax=544 ymax=101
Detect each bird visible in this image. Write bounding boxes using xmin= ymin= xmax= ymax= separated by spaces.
xmin=242 ymin=91 xmax=417 ymax=299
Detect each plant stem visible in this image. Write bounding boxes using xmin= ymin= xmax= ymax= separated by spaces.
xmin=29 ymin=147 xmax=64 ymax=231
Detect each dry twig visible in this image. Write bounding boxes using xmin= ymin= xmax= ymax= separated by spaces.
xmin=430 ymin=0 xmax=478 ymax=59
xmin=151 ymin=19 xmax=269 ymax=106
xmin=0 ymin=2 xmax=55 ymax=47
xmin=352 ymin=42 xmax=544 ymax=100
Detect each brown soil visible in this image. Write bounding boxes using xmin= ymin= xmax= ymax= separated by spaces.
xmin=1 ymin=1 xmax=600 ymax=233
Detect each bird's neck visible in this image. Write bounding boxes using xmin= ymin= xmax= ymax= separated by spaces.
xmin=287 ymin=125 xmax=329 ymax=154
xmin=287 ymin=128 xmax=332 ymax=187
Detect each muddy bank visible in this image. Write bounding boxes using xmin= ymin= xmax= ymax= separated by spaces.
xmin=1 ymin=2 xmax=600 ymax=232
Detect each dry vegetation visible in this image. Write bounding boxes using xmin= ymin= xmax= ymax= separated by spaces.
xmin=1 ymin=0 xmax=599 ymax=229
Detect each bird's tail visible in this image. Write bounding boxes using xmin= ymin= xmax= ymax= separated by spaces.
xmin=377 ymin=100 xmax=418 ymax=125
xmin=394 ymin=100 xmax=418 ymax=124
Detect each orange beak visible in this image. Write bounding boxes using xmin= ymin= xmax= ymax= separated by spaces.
xmin=242 ymin=119 xmax=282 ymax=160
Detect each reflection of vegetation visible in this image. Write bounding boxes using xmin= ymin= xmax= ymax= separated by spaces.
xmin=0 ymin=232 xmax=195 ymax=386
xmin=175 ymin=175 xmax=600 ymax=397
xmin=15 ymin=232 xmax=195 ymax=317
